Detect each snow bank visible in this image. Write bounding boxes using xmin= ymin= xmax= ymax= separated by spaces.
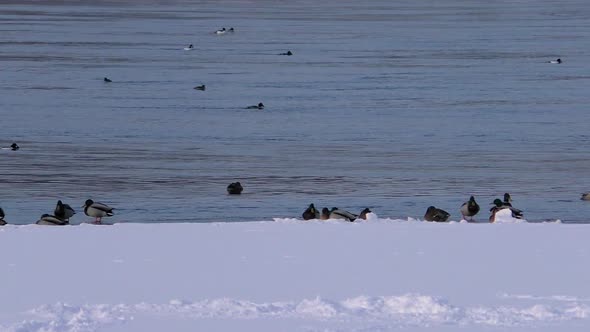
xmin=0 ymin=218 xmax=588 ymax=331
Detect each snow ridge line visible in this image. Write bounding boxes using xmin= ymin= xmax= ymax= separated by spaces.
xmin=3 ymin=294 xmax=590 ymax=332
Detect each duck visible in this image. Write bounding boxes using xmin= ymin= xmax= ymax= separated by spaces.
xmin=10 ymin=143 xmax=19 ymax=151
xmin=227 ymin=182 xmax=243 ymax=195
xmin=302 ymin=203 xmax=319 ymax=220
xmin=104 ymin=77 xmax=112 ymax=83
xmin=358 ymin=208 xmax=372 ymax=220
xmin=229 ymin=27 xmax=235 ymax=32
xmin=503 ymin=193 xmax=514 ymax=207
xmin=215 ymin=28 xmax=226 ymax=34
xmin=459 ymin=196 xmax=480 ymax=221
xmin=184 ymin=44 xmax=194 ymax=51
xmin=0 ymin=207 xmax=6 ymax=225
xmin=36 ymin=214 xmax=68 ymax=226
xmin=54 ymin=200 xmax=75 ymax=222
xmin=548 ymin=58 xmax=562 ymax=64
xmin=581 ymin=193 xmax=590 ymax=201
xmin=328 ymin=207 xmax=358 ymax=222
xmin=83 ymin=199 xmax=114 ymax=224
xmin=193 ymin=84 xmax=206 ymax=91
xmin=489 ymin=198 xmax=524 ymax=222
xmin=424 ymin=206 xmax=450 ymax=222
xmin=279 ymin=51 xmax=293 ymax=56
xmin=320 ymin=207 xmax=330 ymax=220
xmin=246 ymin=102 xmax=264 ymax=110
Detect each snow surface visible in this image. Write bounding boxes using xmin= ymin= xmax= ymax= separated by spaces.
xmin=1 ymin=213 xmax=589 ymax=332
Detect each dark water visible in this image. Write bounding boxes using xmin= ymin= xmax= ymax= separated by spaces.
xmin=1 ymin=0 xmax=590 ymax=224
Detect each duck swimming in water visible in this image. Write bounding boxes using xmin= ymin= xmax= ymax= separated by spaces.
xmin=548 ymin=58 xmax=562 ymax=64
xmin=36 ymin=214 xmax=68 ymax=226
xmin=184 ymin=44 xmax=194 ymax=51
xmin=279 ymin=51 xmax=293 ymax=56
xmin=302 ymin=203 xmax=320 ymax=220
xmin=246 ymin=103 xmax=264 ymax=110
xmin=194 ymin=84 xmax=206 ymax=91
xmin=459 ymin=196 xmax=480 ymax=221
xmin=227 ymin=182 xmax=243 ymax=195
xmin=10 ymin=143 xmax=19 ymax=151
xmin=54 ymin=200 xmax=75 ymax=222
xmin=104 ymin=77 xmax=112 ymax=83
xmin=581 ymin=193 xmax=590 ymax=201
xmin=83 ymin=199 xmax=114 ymax=224
xmin=215 ymin=28 xmax=226 ymax=34
xmin=424 ymin=206 xmax=450 ymax=222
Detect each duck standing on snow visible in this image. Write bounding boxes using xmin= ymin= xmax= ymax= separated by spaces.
xmin=184 ymin=44 xmax=194 ymax=51
xmin=302 ymin=203 xmax=319 ymax=220
xmin=83 ymin=199 xmax=114 ymax=224
xmin=548 ymin=58 xmax=562 ymax=64
xmin=358 ymin=208 xmax=372 ymax=220
xmin=0 ymin=207 xmax=6 ymax=225
xmin=460 ymin=196 xmax=480 ymax=221
xmin=581 ymin=193 xmax=590 ymax=201
xmin=489 ymin=198 xmax=524 ymax=222
xmin=246 ymin=102 xmax=264 ymax=110
xmin=424 ymin=206 xmax=450 ymax=222
xmin=227 ymin=182 xmax=243 ymax=195
xmin=54 ymin=200 xmax=75 ymax=222
xmin=36 ymin=214 xmax=68 ymax=226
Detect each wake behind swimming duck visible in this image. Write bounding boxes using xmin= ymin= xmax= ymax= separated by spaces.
xmin=83 ymin=199 xmax=114 ymax=224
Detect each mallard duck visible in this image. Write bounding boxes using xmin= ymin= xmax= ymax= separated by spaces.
xmin=0 ymin=207 xmax=6 ymax=225
xmin=489 ymin=198 xmax=523 ymax=222
xmin=460 ymin=196 xmax=480 ymax=221
xmin=246 ymin=102 xmax=264 ymax=110
xmin=227 ymin=182 xmax=243 ymax=195
xmin=83 ymin=199 xmax=114 ymax=224
xmin=328 ymin=207 xmax=357 ymax=222
xmin=54 ymin=200 xmax=75 ymax=222
xmin=302 ymin=203 xmax=319 ymax=220
xmin=581 ymin=193 xmax=590 ymax=201
xmin=358 ymin=208 xmax=372 ymax=220
xmin=36 ymin=214 xmax=68 ymax=226
xmin=424 ymin=206 xmax=450 ymax=222
xmin=320 ymin=207 xmax=330 ymax=220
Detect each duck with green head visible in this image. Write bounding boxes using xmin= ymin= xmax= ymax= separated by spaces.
xmin=460 ymin=196 xmax=480 ymax=221
xmin=302 ymin=203 xmax=319 ymax=220
xmin=489 ymin=198 xmax=523 ymax=222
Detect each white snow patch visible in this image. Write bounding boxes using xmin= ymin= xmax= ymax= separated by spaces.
xmin=5 ymin=295 xmax=590 ymax=332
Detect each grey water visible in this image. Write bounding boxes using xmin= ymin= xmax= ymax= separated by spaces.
xmin=1 ymin=0 xmax=590 ymax=224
